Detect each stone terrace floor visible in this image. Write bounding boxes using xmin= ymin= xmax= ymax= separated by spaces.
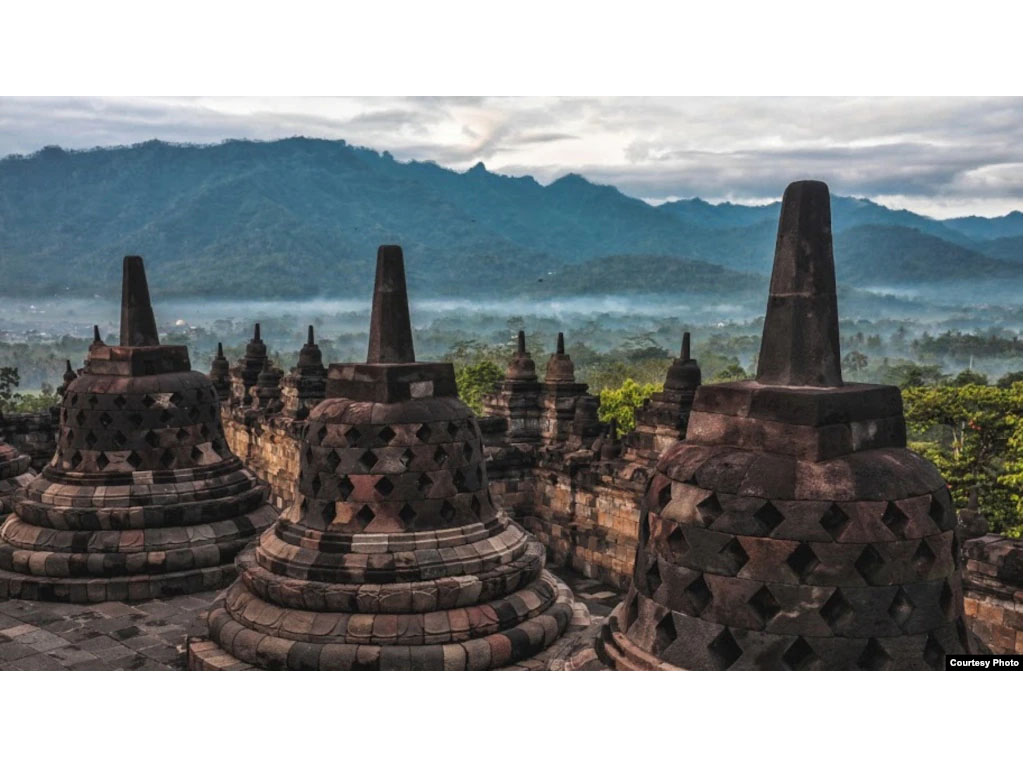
xmin=0 ymin=566 xmax=623 ymax=671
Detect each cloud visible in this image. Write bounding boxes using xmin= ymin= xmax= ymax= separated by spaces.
xmin=0 ymin=96 xmax=1019 ymax=217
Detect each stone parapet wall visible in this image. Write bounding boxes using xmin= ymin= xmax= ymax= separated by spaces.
xmin=961 ymin=535 xmax=1023 ymax=654
xmin=0 ymin=410 xmax=58 ymax=471
xmin=22 ymin=404 xmax=1022 ymax=653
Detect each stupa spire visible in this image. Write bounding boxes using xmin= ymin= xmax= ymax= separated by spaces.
xmin=556 ymin=332 xmax=565 ymax=355
xmin=681 ymin=331 xmax=691 ymax=361
xmin=307 ymin=324 xmax=315 ymax=345
xmin=517 ymin=330 xmax=527 ymax=356
xmin=366 ymin=245 xmax=415 ymax=364
xmin=755 ymin=180 xmax=843 ymax=387
xmin=119 ymin=255 xmax=160 ymax=347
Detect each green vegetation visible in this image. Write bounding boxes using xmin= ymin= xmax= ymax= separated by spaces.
xmin=597 ymin=379 xmax=661 ymax=435
xmin=0 ymin=367 xmax=59 ymax=413
xmin=904 ymin=382 xmax=1022 ymax=537
xmin=454 ymin=360 xmax=504 ymax=415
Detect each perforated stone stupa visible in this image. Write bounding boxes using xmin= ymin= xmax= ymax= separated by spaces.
xmin=0 ymin=256 xmax=277 ymax=603
xmin=594 ymin=181 xmax=971 ymax=670
xmin=0 ymin=437 xmax=33 ymax=525
xmin=188 ymin=245 xmax=577 ymax=670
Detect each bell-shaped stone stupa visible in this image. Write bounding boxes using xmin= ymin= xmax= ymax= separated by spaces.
xmin=594 ymin=181 xmax=970 ymax=670
xmin=188 ymin=245 xmax=577 ymax=670
xmin=0 ymin=256 xmax=277 ymax=602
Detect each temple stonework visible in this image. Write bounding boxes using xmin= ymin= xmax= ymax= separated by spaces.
xmin=0 ymin=436 xmax=33 ymax=525
xmin=589 ymin=181 xmax=972 ymax=670
xmin=0 ymin=256 xmax=277 ymax=603
xmin=188 ymin=246 xmax=584 ymax=670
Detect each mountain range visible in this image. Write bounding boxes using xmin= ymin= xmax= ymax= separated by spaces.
xmin=0 ymin=137 xmax=1019 ymax=300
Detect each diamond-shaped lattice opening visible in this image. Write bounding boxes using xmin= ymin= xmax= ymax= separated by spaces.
xmin=463 ymin=442 xmax=474 ymax=462
xmin=145 ymin=430 xmax=160 ymax=448
xmin=857 ymin=638 xmax=892 ymax=671
xmin=653 ymin=613 xmax=677 ymax=655
xmin=888 ymin=587 xmax=915 ymax=628
xmin=128 ymin=413 xmax=144 ymax=427
xmin=159 ymin=449 xmax=175 ymax=469
xmin=170 ymin=392 xmax=184 ymax=406
xmin=439 ymin=501 xmax=457 ymax=524
xmin=87 ymin=395 xmax=98 ymax=406
xmin=375 ymin=476 xmax=394 ymax=496
xmin=447 ymin=421 xmax=460 ymax=438
xmin=820 ymin=588 xmax=853 ymax=630
xmin=470 ymin=495 xmax=482 ymax=517
xmin=346 ymin=426 xmax=362 ymax=445
xmin=881 ymin=502 xmax=909 ymax=538
xmin=854 ymin=544 xmax=887 ymax=585
xmin=99 ymin=412 xmax=113 ymax=427
xmin=645 ymin=559 xmax=662 ymax=596
xmin=708 ymin=628 xmax=743 ymax=669
xmin=337 ymin=475 xmax=354 ymax=501
xmin=416 ymin=424 xmax=432 ymax=442
xmin=322 ymin=503 xmax=336 ymax=527
xmin=950 ymin=533 xmax=961 ymax=566
xmin=355 ymin=505 xmax=375 ymax=530
xmin=310 ymin=474 xmax=322 ymax=496
xmin=176 ymin=427 xmax=189 ymax=441
xmin=417 ymin=473 xmax=434 ymax=492
xmin=187 ymin=406 xmax=200 ymax=420
xmin=754 ymin=502 xmax=784 ymax=535
xmin=453 ymin=469 xmax=469 ymax=493
xmin=199 ymin=423 xmax=209 ymax=438
xmin=304 ymin=445 xmax=314 ymax=464
xmin=95 ymin=452 xmax=110 ymax=470
xmin=70 ymin=450 xmax=83 ymax=468
xmin=400 ymin=448 xmax=415 ymax=469
xmin=316 ymin=426 xmax=327 ymax=445
xmin=70 ymin=394 xmax=79 ymax=406
xmin=657 ymin=482 xmax=672 ymax=508
xmin=75 ymin=410 xmax=87 ymax=426
xmin=190 ymin=445 xmax=203 ymax=462
xmin=358 ymin=450 xmax=378 ymax=471
xmin=683 ymin=574 xmax=712 ymax=615
xmin=399 ymin=504 xmax=417 ymax=529
xmin=666 ymin=526 xmax=689 ymax=557
xmin=748 ymin=585 xmax=781 ymax=626
xmin=85 ymin=431 xmax=98 ymax=448
xmin=923 ymin=632 xmax=944 ymax=670
xmin=433 ymin=446 xmax=448 ymax=466
xmin=718 ymin=537 xmax=749 ymax=575
xmin=820 ymin=503 xmax=850 ymax=540
xmin=112 ymin=430 xmax=127 ymax=448
xmin=324 ymin=449 xmax=340 ymax=473
xmin=378 ymin=426 xmax=396 ymax=444
xmin=696 ymin=493 xmax=723 ymax=526
xmin=912 ymin=540 xmax=937 ymax=576
xmin=142 ymin=395 xmax=156 ymax=408
xmin=113 ymin=395 xmax=127 ymax=408
xmin=929 ymin=494 xmax=950 ymax=530
xmin=787 ymin=542 xmax=820 ymax=581
xmin=782 ymin=637 xmax=818 ymax=670
xmin=159 ymin=409 xmax=173 ymax=424
xmin=939 ymin=580 xmax=955 ymax=619
xmin=126 ymin=451 xmax=142 ymax=470
xmin=65 ymin=428 xmax=74 ymax=442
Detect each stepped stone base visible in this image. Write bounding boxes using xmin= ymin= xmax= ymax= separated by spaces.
xmin=186 ymin=570 xmax=587 ymax=670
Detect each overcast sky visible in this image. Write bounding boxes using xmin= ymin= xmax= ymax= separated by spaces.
xmin=0 ymin=96 xmax=1020 ymax=218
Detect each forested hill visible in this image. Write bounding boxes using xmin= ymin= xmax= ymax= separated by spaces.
xmin=0 ymin=138 xmax=1018 ymax=298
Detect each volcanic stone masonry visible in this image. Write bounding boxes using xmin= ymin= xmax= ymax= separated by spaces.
xmin=589 ymin=180 xmax=973 ymax=670
xmin=0 ymin=435 xmax=34 ymax=526
xmin=0 ymin=256 xmax=277 ymax=603
xmin=188 ymin=245 xmax=581 ymax=670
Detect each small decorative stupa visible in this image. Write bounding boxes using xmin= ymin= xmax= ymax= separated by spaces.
xmin=481 ymin=330 xmax=543 ymax=442
xmin=250 ymin=357 xmax=283 ymax=413
xmin=541 ymin=332 xmax=592 ymax=442
xmin=281 ymin=325 xmax=328 ymax=420
xmin=625 ymin=332 xmax=702 ymax=461
xmin=188 ymin=245 xmax=576 ymax=670
xmin=209 ymin=343 xmax=232 ymax=403
xmin=595 ymin=181 xmax=970 ymax=670
xmin=0 ymin=256 xmax=277 ymax=602
xmin=231 ymin=323 xmax=268 ymax=407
